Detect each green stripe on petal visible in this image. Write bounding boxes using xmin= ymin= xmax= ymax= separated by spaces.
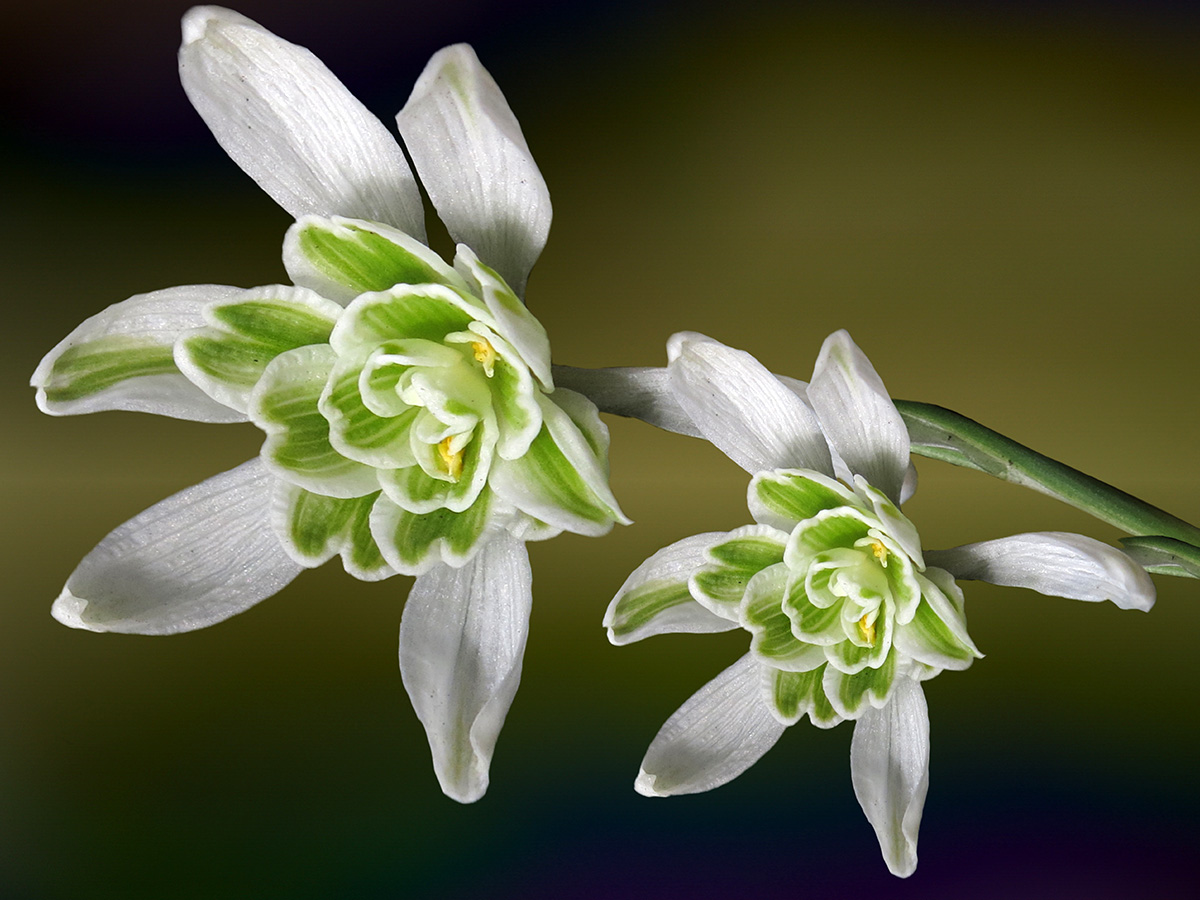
xmin=782 ymin=574 xmax=848 ymax=646
xmin=764 ymin=666 xmax=842 ymax=728
xmin=749 ymin=469 xmax=859 ymax=531
xmin=250 ymin=345 xmax=380 ymax=498
xmin=741 ymin=566 xmax=828 ymax=671
xmin=331 ymin=286 xmax=478 ymax=357
xmin=380 ymin=418 xmax=495 ymax=514
xmin=320 ymin=361 xmax=419 ymax=469
xmin=823 ymin=649 xmax=897 ymax=719
xmin=285 ymin=216 xmax=465 ymax=304
xmin=42 ymin=337 xmax=178 ymax=403
xmin=785 ymin=507 xmax=874 ymax=572
xmin=608 ymin=581 xmax=694 ymax=642
xmin=488 ymin=390 xmax=627 ymax=537
xmin=178 ymin=286 xmax=341 ymax=413
xmin=272 ymin=482 xmax=393 ymax=581
xmin=691 ymin=524 xmax=788 ymax=617
xmin=370 ymin=490 xmax=495 ymax=575
xmin=341 ymin=494 xmax=394 ymax=581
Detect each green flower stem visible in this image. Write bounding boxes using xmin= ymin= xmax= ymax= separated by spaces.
xmin=896 ymin=400 xmax=1200 ymax=558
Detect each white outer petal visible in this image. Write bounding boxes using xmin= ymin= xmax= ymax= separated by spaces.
xmin=604 ymin=532 xmax=737 ymax=645
xmin=635 ymin=654 xmax=785 ymax=796
xmin=666 ymin=332 xmax=833 ymax=476
xmin=551 ymin=365 xmax=703 ymax=438
xmin=32 ymin=285 xmax=247 ymax=421
xmin=179 ymin=6 xmax=425 ymax=238
xmin=398 ymin=531 xmax=531 ymax=803
xmin=396 ymin=44 xmax=551 ymax=297
xmin=850 ymin=676 xmax=929 ymax=878
xmin=924 ymin=531 xmax=1156 ymax=611
xmin=51 ymin=459 xmax=301 ymax=634
xmin=808 ymin=329 xmax=909 ymax=505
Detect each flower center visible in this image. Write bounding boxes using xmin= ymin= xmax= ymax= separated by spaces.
xmin=437 ymin=437 xmax=464 ymax=481
xmin=471 ymin=338 xmax=497 ymax=377
xmin=870 ymin=539 xmax=888 ymax=566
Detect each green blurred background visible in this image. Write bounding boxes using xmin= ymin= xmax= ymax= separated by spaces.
xmin=3 ymin=1 xmax=1198 ymax=896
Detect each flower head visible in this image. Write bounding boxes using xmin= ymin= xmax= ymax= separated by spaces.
xmin=605 ymin=329 xmax=1154 ymax=876
xmin=32 ymin=6 xmax=624 ymax=802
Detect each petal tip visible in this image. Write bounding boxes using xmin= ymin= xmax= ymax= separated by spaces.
xmin=634 ymin=768 xmax=668 ymax=797
xmin=51 ymin=588 xmax=105 ymax=633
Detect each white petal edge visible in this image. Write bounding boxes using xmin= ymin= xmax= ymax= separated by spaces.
xmin=51 ymin=458 xmax=302 ymax=634
xmin=180 ymin=6 xmax=425 ymax=238
xmin=667 ymin=332 xmax=833 ymax=476
xmin=850 ymin=675 xmax=929 ymax=878
xmin=635 ymin=653 xmax=785 ymax=796
xmin=924 ymin=531 xmax=1156 ymax=611
xmin=32 ymin=284 xmax=248 ymax=422
xmin=604 ymin=532 xmax=736 ymax=645
xmin=396 ymin=44 xmax=550 ymax=297
xmin=398 ymin=531 xmax=532 ymax=803
xmin=807 ymin=329 xmax=909 ymax=505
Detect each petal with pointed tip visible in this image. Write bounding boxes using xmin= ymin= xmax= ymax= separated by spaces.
xmin=179 ymin=6 xmax=424 ymax=237
xmin=925 ymin=531 xmax=1155 ymax=611
xmin=399 ymin=531 xmax=531 ymax=803
xmin=32 ymin=285 xmax=246 ymax=422
xmin=396 ymin=44 xmax=550 ymax=296
xmin=51 ymin=459 xmax=300 ymax=634
xmin=604 ymin=532 xmax=736 ymax=645
xmin=636 ymin=654 xmax=785 ymax=796
xmin=808 ymin=330 xmax=909 ymax=505
xmin=850 ymin=677 xmax=930 ymax=878
xmin=667 ymin=332 xmax=832 ymax=476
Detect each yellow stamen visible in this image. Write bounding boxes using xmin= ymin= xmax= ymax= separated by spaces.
xmin=471 ymin=338 xmax=497 ymax=377
xmin=858 ymin=613 xmax=877 ymax=646
xmin=437 ymin=437 xmax=464 ymax=481
xmin=870 ymin=539 xmax=888 ymax=566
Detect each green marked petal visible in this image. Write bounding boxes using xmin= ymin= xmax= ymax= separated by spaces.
xmin=250 ymin=345 xmax=379 ymax=498
xmin=823 ymin=649 xmax=897 ymax=719
xmin=741 ymin=565 xmax=828 ymax=671
xmin=894 ymin=568 xmax=981 ymax=670
xmin=271 ymin=483 xmax=394 ymax=582
xmin=748 ymin=468 xmax=859 ymax=531
xmin=782 ymin=570 xmax=848 ymax=645
xmin=880 ymin=539 xmax=923 ymax=625
xmin=330 ymin=285 xmax=478 ymax=358
xmin=43 ymin=336 xmax=179 ymax=405
xmin=824 ymin=601 xmax=893 ymax=676
xmin=855 ymin=476 xmax=925 ymax=570
xmin=370 ymin=490 xmax=495 ymax=575
xmin=690 ymin=524 xmax=788 ymax=620
xmin=488 ymin=390 xmax=627 ymax=537
xmin=446 ymin=322 xmax=541 ymax=460
xmin=785 ymin=507 xmax=874 ymax=572
xmin=178 ymin=285 xmax=341 ymax=413
xmin=284 ymin=215 xmax=466 ymax=304
xmin=380 ymin=417 xmax=495 ymax=514
xmin=763 ymin=666 xmax=841 ymax=728
xmin=319 ymin=360 xmax=419 ymax=469
xmin=454 ymin=245 xmax=552 ymax=388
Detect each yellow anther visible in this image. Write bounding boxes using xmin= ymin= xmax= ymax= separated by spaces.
xmin=471 ymin=338 xmax=497 ymax=377
xmin=870 ymin=539 xmax=888 ymax=566
xmin=858 ymin=613 xmax=877 ymax=646
xmin=437 ymin=437 xmax=464 ymax=481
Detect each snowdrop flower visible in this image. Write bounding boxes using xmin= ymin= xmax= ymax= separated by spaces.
xmin=604 ymin=329 xmax=1154 ymax=876
xmin=32 ymin=6 xmax=625 ymax=802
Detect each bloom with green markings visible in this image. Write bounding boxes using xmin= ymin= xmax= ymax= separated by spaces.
xmin=32 ymin=6 xmax=625 ymax=803
xmin=604 ymin=329 xmax=1154 ymax=877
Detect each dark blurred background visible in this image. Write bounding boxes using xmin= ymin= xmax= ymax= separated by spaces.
xmin=3 ymin=1 xmax=1198 ymax=897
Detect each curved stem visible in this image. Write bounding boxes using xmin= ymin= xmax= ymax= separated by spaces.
xmin=896 ymin=400 xmax=1200 ymax=550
